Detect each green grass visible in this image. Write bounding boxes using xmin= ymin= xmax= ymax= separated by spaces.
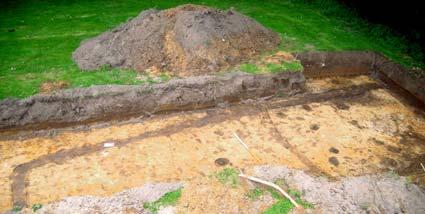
xmin=214 ymin=167 xmax=239 ymax=188
xmin=263 ymin=188 xmax=313 ymax=214
xmin=11 ymin=205 xmax=22 ymax=213
xmin=143 ymin=188 xmax=182 ymax=214
xmin=240 ymin=63 xmax=260 ymax=74
xmin=247 ymin=187 xmax=265 ymax=200
xmin=31 ymin=204 xmax=43 ymax=212
xmin=266 ymin=61 xmax=303 ymax=73
xmin=1 ymin=0 xmax=423 ymax=99
xmin=244 ymin=178 xmax=313 ymax=214
xmin=263 ymin=199 xmax=294 ymax=214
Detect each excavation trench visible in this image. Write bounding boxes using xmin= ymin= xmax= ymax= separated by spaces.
xmin=0 ymin=51 xmax=424 ymax=132
xmin=9 ymin=83 xmax=381 ymax=207
xmin=1 ymin=51 xmax=425 ymax=212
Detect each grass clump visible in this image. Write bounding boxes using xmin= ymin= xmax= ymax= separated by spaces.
xmin=240 ymin=63 xmax=260 ymax=74
xmin=32 ymin=204 xmax=43 ymax=212
xmin=265 ymin=61 xmax=303 ymax=73
xmin=214 ymin=167 xmax=239 ymax=188
xmin=247 ymin=187 xmax=265 ymax=200
xmin=143 ymin=188 xmax=182 ymax=214
xmin=262 ymin=181 xmax=313 ymax=214
xmin=263 ymin=199 xmax=293 ymax=214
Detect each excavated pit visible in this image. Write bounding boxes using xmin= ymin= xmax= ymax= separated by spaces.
xmin=1 ymin=74 xmax=424 ymax=213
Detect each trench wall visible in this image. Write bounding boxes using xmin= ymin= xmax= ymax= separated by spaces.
xmin=297 ymin=51 xmax=425 ymax=104
xmin=0 ymin=72 xmax=304 ymax=130
xmin=1 ymin=51 xmax=423 ymax=131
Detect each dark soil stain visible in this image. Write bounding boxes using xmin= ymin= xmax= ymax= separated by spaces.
xmin=214 ymin=129 xmax=224 ymax=136
xmin=399 ymin=131 xmax=425 ymax=145
xmin=386 ymin=145 xmax=402 ymax=153
xmin=302 ymin=104 xmax=312 ymax=111
xmin=349 ymin=120 xmax=363 ymax=129
xmin=330 ymin=79 xmax=340 ymax=85
xmin=380 ymin=157 xmax=398 ymax=168
xmin=276 ymin=111 xmax=287 ymax=118
xmin=310 ymin=124 xmax=320 ymax=131
xmin=329 ymin=147 xmax=339 ymax=154
xmin=371 ymin=138 xmax=385 ymax=146
xmin=214 ymin=158 xmax=229 ymax=166
xmin=329 ymin=156 xmax=339 ymax=167
xmin=332 ymin=101 xmax=350 ymax=110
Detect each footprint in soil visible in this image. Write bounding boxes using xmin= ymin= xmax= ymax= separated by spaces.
xmin=329 ymin=156 xmax=339 ymax=167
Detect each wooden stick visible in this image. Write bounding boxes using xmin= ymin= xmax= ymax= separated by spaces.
xmin=233 ymin=133 xmax=262 ymax=163
xmin=239 ymin=173 xmax=300 ymax=208
xmin=421 ymin=163 xmax=425 ymax=172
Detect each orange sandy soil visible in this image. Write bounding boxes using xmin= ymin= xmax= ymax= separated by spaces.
xmin=0 ymin=75 xmax=424 ymax=212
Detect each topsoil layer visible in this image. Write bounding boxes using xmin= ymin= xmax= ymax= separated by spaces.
xmin=72 ymin=4 xmax=280 ymax=76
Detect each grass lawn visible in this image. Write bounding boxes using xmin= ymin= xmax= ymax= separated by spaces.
xmin=0 ymin=0 xmax=423 ymax=99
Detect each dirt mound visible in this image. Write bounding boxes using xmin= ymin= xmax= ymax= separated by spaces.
xmin=72 ymin=4 xmax=280 ymax=76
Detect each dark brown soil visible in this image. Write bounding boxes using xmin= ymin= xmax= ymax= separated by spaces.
xmin=329 ymin=157 xmax=340 ymax=166
xmin=72 ymin=4 xmax=280 ymax=76
xmin=214 ymin=158 xmax=230 ymax=166
xmin=0 ymin=72 xmax=304 ymax=131
xmin=329 ymin=147 xmax=339 ymax=154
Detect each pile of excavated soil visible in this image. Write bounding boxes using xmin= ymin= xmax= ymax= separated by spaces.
xmin=72 ymin=4 xmax=280 ymax=76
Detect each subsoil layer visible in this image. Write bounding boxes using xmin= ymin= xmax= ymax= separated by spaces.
xmin=1 ymin=75 xmax=424 ymax=213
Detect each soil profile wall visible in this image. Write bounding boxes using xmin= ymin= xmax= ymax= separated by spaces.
xmin=0 ymin=72 xmax=304 ymax=131
xmin=297 ymin=51 xmax=425 ymax=104
xmin=1 ymin=51 xmax=423 ymax=131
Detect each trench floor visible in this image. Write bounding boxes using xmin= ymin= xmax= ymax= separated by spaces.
xmin=0 ymin=75 xmax=424 ymax=212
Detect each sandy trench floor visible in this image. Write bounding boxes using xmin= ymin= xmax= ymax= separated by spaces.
xmin=0 ymin=75 xmax=424 ymax=212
